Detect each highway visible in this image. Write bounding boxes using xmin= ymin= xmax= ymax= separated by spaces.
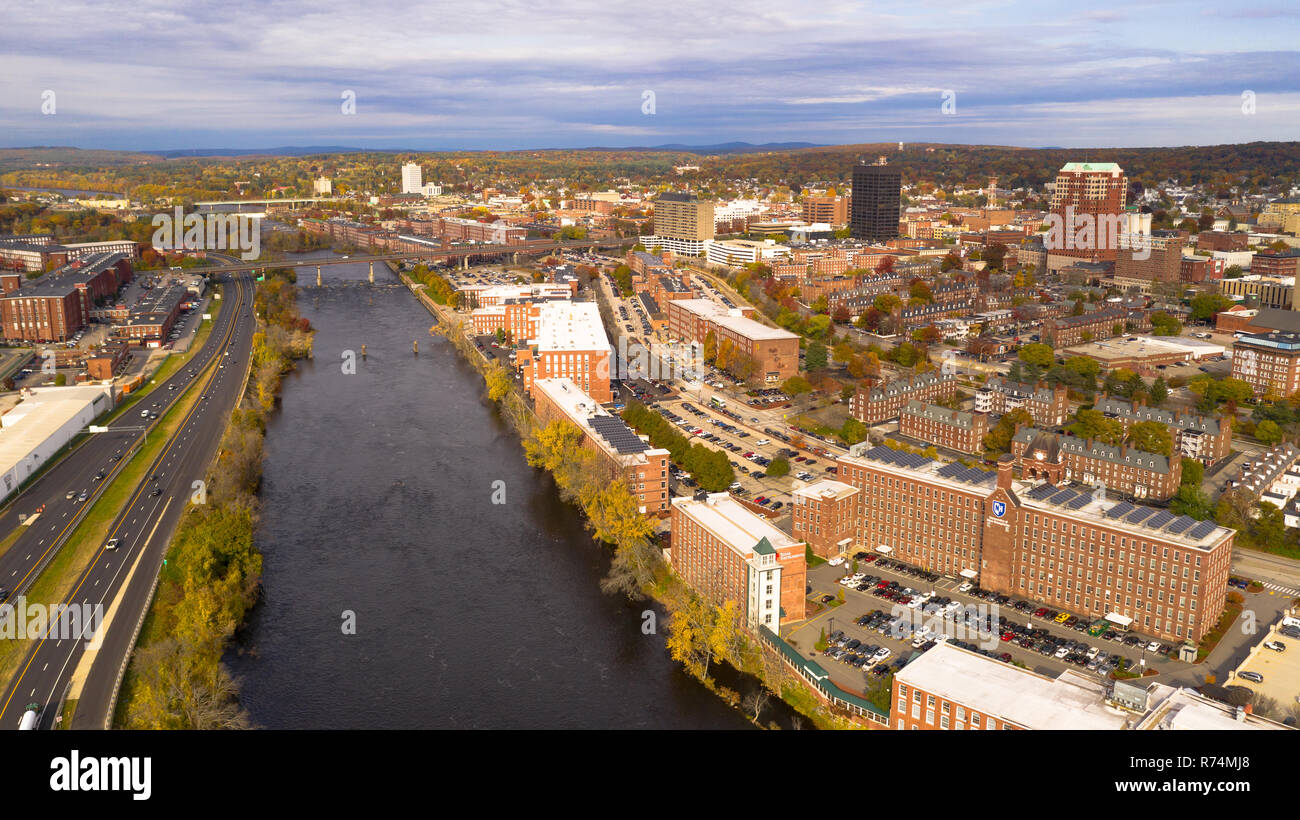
xmin=0 ymin=271 xmax=256 ymax=730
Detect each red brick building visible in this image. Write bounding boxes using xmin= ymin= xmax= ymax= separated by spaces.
xmin=533 ymin=378 xmax=670 ymax=514
xmin=899 ymin=400 xmax=990 ymax=454
xmin=1012 ymin=427 xmax=1182 ymax=501
xmin=849 ymin=372 xmax=959 ymax=425
xmin=670 ymin=492 xmax=807 ymax=627
xmin=791 ymin=480 xmax=859 ymax=558
xmin=835 ymin=447 xmax=1234 ymax=643
xmin=973 ymin=378 xmax=1070 ymax=428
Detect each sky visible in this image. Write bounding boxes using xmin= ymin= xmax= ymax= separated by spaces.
xmin=1 ymin=0 xmax=1298 ymax=152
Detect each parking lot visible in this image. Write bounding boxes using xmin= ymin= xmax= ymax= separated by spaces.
xmin=785 ymin=551 xmax=1194 ymax=697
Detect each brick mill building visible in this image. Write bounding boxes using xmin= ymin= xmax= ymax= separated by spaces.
xmin=0 ymin=252 xmax=133 ymax=343
xmin=790 ymin=479 xmax=860 ymax=558
xmin=834 ymin=446 xmax=1234 ymax=643
xmin=670 ymin=492 xmax=806 ymax=627
xmin=849 ymin=372 xmax=958 ymax=425
xmin=516 ymin=301 xmax=612 ymax=403
xmin=532 ymin=378 xmax=670 ymax=514
xmin=664 ymin=298 xmax=800 ymax=382
xmin=899 ymin=400 xmax=990 ymax=454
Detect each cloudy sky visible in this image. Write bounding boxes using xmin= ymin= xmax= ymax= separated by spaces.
xmin=2 ymin=0 xmax=1297 ymax=151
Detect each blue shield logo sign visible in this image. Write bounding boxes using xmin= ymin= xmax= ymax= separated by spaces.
xmin=992 ymin=500 xmax=1006 ymax=518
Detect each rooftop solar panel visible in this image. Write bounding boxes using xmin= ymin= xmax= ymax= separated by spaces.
xmin=937 ymin=463 xmax=965 ymax=478
xmin=1027 ymin=483 xmax=1058 ymax=500
xmin=1125 ymin=507 xmax=1155 ymax=524
xmin=1104 ymin=501 xmax=1134 ymax=519
xmin=1144 ymin=510 xmax=1175 ymax=530
xmin=1049 ymin=489 xmax=1078 ymax=505
xmin=1188 ymin=521 xmax=1218 ymax=540
xmin=1065 ymin=494 xmax=1091 ymax=510
xmin=1165 ymin=516 xmax=1196 ymax=535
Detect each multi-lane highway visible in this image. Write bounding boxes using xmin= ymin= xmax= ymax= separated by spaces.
xmin=0 ymin=271 xmax=256 ymax=730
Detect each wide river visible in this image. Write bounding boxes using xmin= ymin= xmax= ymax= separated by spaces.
xmin=225 ymin=251 xmax=774 ymax=728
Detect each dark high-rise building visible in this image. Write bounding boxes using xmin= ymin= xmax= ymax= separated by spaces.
xmin=850 ymin=163 xmax=901 ymax=242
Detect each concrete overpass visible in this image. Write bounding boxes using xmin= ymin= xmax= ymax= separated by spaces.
xmin=189 ymin=237 xmax=638 ymax=284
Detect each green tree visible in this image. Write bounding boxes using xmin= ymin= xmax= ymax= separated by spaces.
xmin=840 ymin=417 xmax=869 ymax=445
xmin=766 ymin=457 xmax=790 ymax=478
xmin=783 ymin=375 xmax=813 ymax=396
xmin=1149 ymin=311 xmax=1182 ymax=336
xmin=805 ymin=341 xmax=828 ymax=371
xmin=1071 ymin=409 xmax=1125 ymax=445
xmin=983 ymin=408 xmax=1034 ymax=455
xmin=1256 ymin=418 xmax=1284 ymax=445
xmin=1018 ymin=342 xmax=1054 ymax=370
xmin=1128 ymin=420 xmax=1173 ymax=457
xmin=1181 ymin=458 xmax=1205 ymax=487
xmin=1149 ymin=377 xmax=1169 ymax=407
xmin=1189 ymin=292 xmax=1232 ymax=322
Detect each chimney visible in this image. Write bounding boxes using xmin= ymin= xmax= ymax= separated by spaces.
xmin=997 ymin=453 xmax=1015 ymax=491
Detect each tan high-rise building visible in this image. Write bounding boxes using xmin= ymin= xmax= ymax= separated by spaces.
xmin=650 ymin=193 xmax=714 ymax=256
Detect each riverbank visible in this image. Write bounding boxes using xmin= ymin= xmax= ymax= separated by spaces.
xmin=113 ymin=272 xmax=314 ymax=728
xmin=401 ymin=269 xmax=856 ymax=730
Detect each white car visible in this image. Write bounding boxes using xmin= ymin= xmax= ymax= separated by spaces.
xmin=957 ymin=582 xmax=973 ymax=593
xmin=828 ymin=557 xmax=845 ymax=567
xmin=1146 ymin=641 xmax=1161 ymax=653
xmin=1086 ymin=646 xmax=1100 ymax=660
xmin=1055 ymin=646 xmax=1070 ymax=659
xmin=872 ymin=647 xmax=892 ymax=662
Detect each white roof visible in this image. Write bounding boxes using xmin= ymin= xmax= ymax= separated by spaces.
xmin=896 ymin=643 xmax=1131 ymax=730
xmin=0 ymin=386 xmax=113 ymax=475
xmin=672 ymin=492 xmax=800 ymax=556
xmin=673 ymin=299 xmax=799 ymax=342
xmin=792 ymin=479 xmax=858 ymax=501
xmin=532 ymin=301 xmax=609 ymax=352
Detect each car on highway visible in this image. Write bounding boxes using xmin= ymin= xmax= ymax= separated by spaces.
xmin=105 ymin=538 xmax=121 ymax=551
xmin=150 ymin=487 xmax=162 ymax=497
xmin=65 ymin=490 xmax=76 ymax=500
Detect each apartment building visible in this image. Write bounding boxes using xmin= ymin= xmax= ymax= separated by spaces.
xmin=1045 ymin=162 xmax=1128 ymax=263
xmin=1230 ymin=331 xmax=1300 ymax=397
xmin=664 ymin=298 xmax=800 ymax=382
xmin=899 ymin=400 xmax=990 ymax=454
xmin=533 ymin=378 xmax=670 ymax=514
xmin=1042 ymin=307 xmax=1139 ymax=347
xmin=849 ymin=372 xmax=958 ymax=425
xmin=974 ymin=377 xmax=1070 ymax=428
xmin=1115 ymin=231 xmax=1185 ymax=282
xmin=517 ymin=301 xmax=612 ymax=403
xmin=670 ymin=492 xmax=806 ymax=627
xmin=1093 ymin=395 xmax=1231 ymax=464
xmin=836 ymin=446 xmax=1234 ymax=642
xmin=1012 ymin=428 xmax=1182 ymax=501
xmin=790 ymin=480 xmax=860 ymax=559
xmin=1253 ymin=248 xmax=1300 ymax=278
xmin=650 ymin=193 xmax=714 ymax=257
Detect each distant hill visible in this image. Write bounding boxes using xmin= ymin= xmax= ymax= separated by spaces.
xmin=152 ymin=146 xmax=379 ymax=158
xmin=601 ymin=141 xmax=824 ymax=154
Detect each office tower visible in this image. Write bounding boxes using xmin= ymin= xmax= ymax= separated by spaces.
xmin=850 ymin=162 xmax=901 ymax=242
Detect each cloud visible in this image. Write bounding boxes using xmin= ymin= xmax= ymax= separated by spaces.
xmin=0 ymin=0 xmax=1296 ymax=149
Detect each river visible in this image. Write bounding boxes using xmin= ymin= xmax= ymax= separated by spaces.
xmin=225 ymin=251 xmax=778 ymax=728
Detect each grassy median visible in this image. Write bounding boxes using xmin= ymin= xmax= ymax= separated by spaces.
xmin=0 ymin=352 xmax=214 ymax=686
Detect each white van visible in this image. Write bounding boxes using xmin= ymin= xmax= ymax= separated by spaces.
xmin=755 ymin=439 xmax=770 ymax=446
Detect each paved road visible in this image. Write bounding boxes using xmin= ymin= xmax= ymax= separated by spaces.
xmin=0 ymin=272 xmax=256 ymax=731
